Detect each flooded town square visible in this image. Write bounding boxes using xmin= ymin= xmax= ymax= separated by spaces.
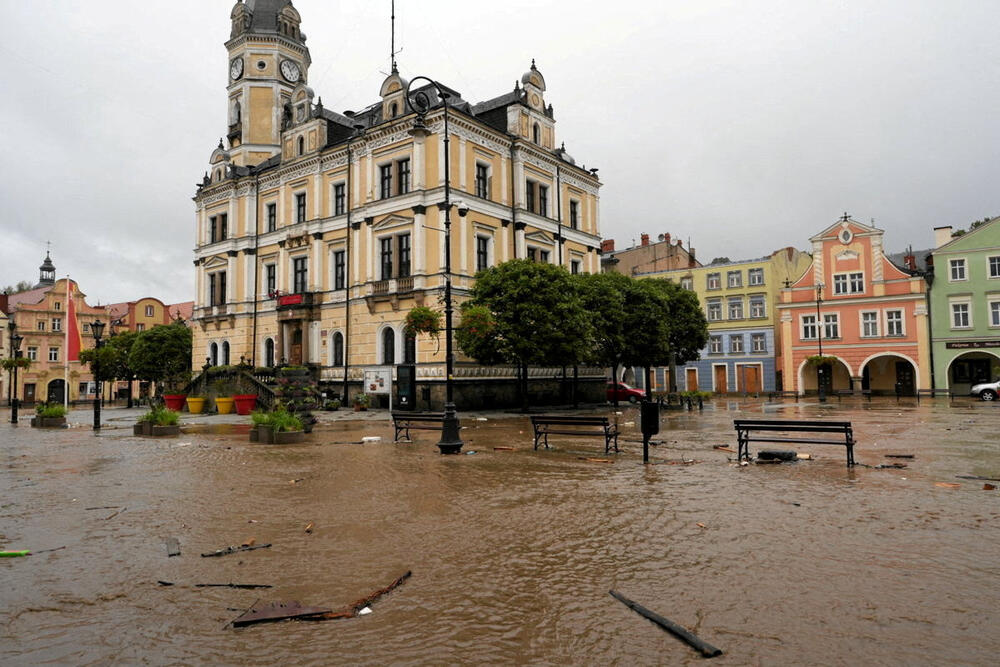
xmin=2 ymin=397 xmax=999 ymax=665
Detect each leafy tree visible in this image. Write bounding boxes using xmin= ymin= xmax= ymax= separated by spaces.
xmin=128 ymin=323 xmax=193 ymax=393
xmin=1 ymin=280 xmax=33 ymax=295
xmin=459 ymin=260 xmax=593 ymax=410
xmin=645 ymin=279 xmax=709 ymax=392
xmin=574 ymin=272 xmax=629 ymax=404
xmin=80 ymin=331 xmax=140 ymax=406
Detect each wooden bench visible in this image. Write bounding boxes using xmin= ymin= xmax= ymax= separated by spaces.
xmin=767 ymin=391 xmax=799 ymax=402
xmin=392 ymin=412 xmax=444 ymax=441
xmin=734 ymin=419 xmax=856 ymax=466
xmin=531 ymin=415 xmax=619 ymax=453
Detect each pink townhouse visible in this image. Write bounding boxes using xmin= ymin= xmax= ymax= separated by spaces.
xmin=777 ymin=216 xmax=930 ymax=396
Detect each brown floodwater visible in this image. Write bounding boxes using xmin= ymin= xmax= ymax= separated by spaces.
xmin=2 ymin=398 xmax=999 ymax=665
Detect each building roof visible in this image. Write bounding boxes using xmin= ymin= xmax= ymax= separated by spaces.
xmin=245 ymin=0 xmax=292 ymax=33
xmin=887 ymin=248 xmax=933 ymax=274
xmin=5 ymin=285 xmax=52 ymax=311
xmin=168 ymin=301 xmax=194 ymax=322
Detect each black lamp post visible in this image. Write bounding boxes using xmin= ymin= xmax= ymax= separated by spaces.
xmin=405 ymin=75 xmax=463 ymax=454
xmin=9 ymin=321 xmax=23 ymax=424
xmin=91 ymin=319 xmax=105 ymax=430
xmin=815 ymin=283 xmax=826 ymax=403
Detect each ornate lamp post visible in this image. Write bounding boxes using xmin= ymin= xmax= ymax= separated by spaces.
xmin=815 ymin=283 xmax=826 ymax=403
xmin=9 ymin=321 xmax=23 ymax=424
xmin=91 ymin=319 xmax=105 ymax=430
xmin=405 ymin=75 xmax=463 ymax=454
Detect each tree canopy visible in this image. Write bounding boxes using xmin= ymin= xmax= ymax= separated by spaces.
xmin=80 ymin=330 xmax=139 ymax=383
xmin=128 ymin=322 xmax=192 ymax=389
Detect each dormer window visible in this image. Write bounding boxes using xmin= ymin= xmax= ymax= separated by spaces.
xmin=390 ymin=102 xmax=398 ymax=118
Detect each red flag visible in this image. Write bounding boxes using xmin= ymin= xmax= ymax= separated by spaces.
xmin=66 ymin=280 xmax=82 ymax=362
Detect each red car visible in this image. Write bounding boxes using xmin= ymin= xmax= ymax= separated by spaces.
xmin=607 ymin=382 xmax=645 ymax=403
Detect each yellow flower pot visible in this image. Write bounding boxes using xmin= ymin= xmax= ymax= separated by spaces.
xmin=186 ymin=397 xmax=206 ymax=414
xmin=215 ymin=397 xmax=235 ymax=414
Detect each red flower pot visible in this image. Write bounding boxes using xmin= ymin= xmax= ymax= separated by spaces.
xmin=233 ymin=394 xmax=258 ymax=415
xmin=163 ymin=394 xmax=187 ymax=411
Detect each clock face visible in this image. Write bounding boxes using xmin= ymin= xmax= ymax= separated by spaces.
xmin=230 ymin=57 xmax=243 ymax=81
xmin=280 ymin=59 xmax=300 ymax=83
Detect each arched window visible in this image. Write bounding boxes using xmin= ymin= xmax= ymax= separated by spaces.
xmin=390 ymin=102 xmax=398 ymax=118
xmin=297 ymin=136 xmax=304 ymax=155
xmin=404 ymin=332 xmax=416 ymax=364
xmin=333 ymin=331 xmax=344 ymax=366
xmin=264 ymin=338 xmax=275 ymax=368
xmin=222 ymin=341 xmax=230 ymax=366
xmin=210 ymin=342 xmax=219 ymax=367
xmin=382 ymin=328 xmax=395 ymax=365
xmin=532 ymin=123 xmax=540 ymax=144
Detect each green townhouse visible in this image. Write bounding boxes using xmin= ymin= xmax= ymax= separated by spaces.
xmin=929 ymin=217 xmax=1000 ymax=393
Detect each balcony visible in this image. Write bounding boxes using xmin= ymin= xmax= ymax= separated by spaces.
xmin=276 ymin=292 xmax=315 ymax=311
xmin=276 ymin=291 xmax=320 ymax=322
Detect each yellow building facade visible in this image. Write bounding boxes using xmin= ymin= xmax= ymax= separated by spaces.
xmin=192 ymin=1 xmax=604 ymax=406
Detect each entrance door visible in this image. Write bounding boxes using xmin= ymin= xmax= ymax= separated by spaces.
xmin=714 ymin=365 xmax=728 ymax=394
xmin=47 ymin=379 xmax=66 ymax=404
xmin=24 ymin=383 xmax=36 ymax=403
xmin=738 ymin=365 xmax=761 ymax=394
xmin=686 ymin=368 xmax=698 ymax=391
xmin=818 ymin=363 xmax=833 ymax=395
xmin=290 ymin=328 xmax=303 ymax=365
xmin=895 ymin=361 xmax=915 ymax=395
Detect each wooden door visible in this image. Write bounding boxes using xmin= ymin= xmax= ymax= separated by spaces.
xmin=714 ymin=365 xmax=728 ymax=394
xmin=290 ymin=328 xmax=303 ymax=365
xmin=895 ymin=361 xmax=915 ymax=395
xmin=686 ymin=368 xmax=698 ymax=391
xmin=739 ymin=365 xmax=761 ymax=394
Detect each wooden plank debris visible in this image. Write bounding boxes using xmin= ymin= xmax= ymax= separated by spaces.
xmin=609 ymin=590 xmax=723 ymax=658
xmin=201 ymin=543 xmax=272 ymax=558
xmin=231 ymin=601 xmax=333 ymax=627
xmin=165 ymin=538 xmax=181 ymax=557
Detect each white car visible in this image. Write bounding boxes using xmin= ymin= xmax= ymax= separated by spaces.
xmin=969 ymin=379 xmax=1000 ymax=401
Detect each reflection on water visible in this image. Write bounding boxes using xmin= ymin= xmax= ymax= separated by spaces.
xmin=2 ymin=399 xmax=999 ymax=665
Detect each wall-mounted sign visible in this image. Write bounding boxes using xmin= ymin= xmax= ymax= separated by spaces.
xmin=945 ymin=340 xmax=1000 ymax=349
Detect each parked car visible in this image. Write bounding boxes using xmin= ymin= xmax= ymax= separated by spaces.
xmin=607 ymin=382 xmax=645 ymax=403
xmin=970 ymin=378 xmax=1000 ymax=401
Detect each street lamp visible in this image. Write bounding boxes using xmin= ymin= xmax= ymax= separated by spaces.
xmin=91 ymin=319 xmax=105 ymax=430
xmin=8 ymin=321 xmax=23 ymax=424
xmin=815 ymin=283 xmax=826 ymax=403
xmin=405 ymin=75 xmax=463 ymax=454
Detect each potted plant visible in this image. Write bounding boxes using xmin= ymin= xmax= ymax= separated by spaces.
xmin=233 ymin=392 xmax=258 ymax=415
xmin=324 ymin=398 xmax=341 ymax=411
xmin=248 ymin=406 xmax=304 ymax=444
xmin=32 ymin=402 xmax=68 ymax=428
xmin=249 ymin=409 xmax=273 ymax=443
xmin=353 ymin=393 xmax=370 ymax=412
xmin=135 ymin=405 xmax=181 ymax=436
xmin=275 ymin=367 xmax=319 ymax=432
xmin=186 ymin=394 xmax=206 ymax=414
xmin=212 ymin=377 xmax=236 ymax=414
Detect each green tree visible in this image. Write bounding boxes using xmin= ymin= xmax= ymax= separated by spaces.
xmin=128 ymin=323 xmax=193 ymax=394
xmin=574 ymin=272 xmax=629 ymax=404
xmin=1 ymin=280 xmax=33 ymax=295
xmin=81 ymin=331 xmax=140 ymax=406
xmin=459 ymin=260 xmax=593 ymax=410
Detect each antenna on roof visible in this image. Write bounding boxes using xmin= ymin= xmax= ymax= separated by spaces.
xmin=390 ymin=0 xmax=402 ymax=72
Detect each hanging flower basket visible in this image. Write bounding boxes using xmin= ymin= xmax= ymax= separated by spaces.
xmin=805 ymin=354 xmax=838 ymax=367
xmin=404 ymin=306 xmax=442 ymax=339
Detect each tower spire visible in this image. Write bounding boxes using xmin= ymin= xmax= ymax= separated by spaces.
xmin=391 ymin=0 xmax=397 ymax=72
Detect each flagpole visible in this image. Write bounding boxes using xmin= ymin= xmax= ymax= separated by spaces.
xmin=64 ymin=276 xmax=70 ymax=411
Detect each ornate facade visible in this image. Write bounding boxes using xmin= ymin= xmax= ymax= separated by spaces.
xmin=192 ymin=1 xmax=604 ymax=407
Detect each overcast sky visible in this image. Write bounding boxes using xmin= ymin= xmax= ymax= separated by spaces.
xmin=2 ymin=0 xmax=998 ymax=305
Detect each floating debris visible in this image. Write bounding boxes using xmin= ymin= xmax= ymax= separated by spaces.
xmin=304 ymin=522 xmax=314 ymax=534
xmin=196 ymin=583 xmax=273 ymax=589
xmin=609 ymin=590 xmax=723 ymax=658
xmin=165 ymin=538 xmax=181 ymax=557
xmin=231 ymin=601 xmax=333 ymax=627
xmin=361 ymin=436 xmax=382 ymax=443
xmin=885 ymin=454 xmax=914 ymax=459
xmin=201 ymin=543 xmax=272 ymax=558
xmin=493 ymin=446 xmax=514 ymax=451
xmin=934 ymin=482 xmax=961 ymax=489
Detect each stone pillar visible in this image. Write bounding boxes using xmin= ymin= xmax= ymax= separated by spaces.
xmin=277 ymin=243 xmax=288 ymax=292
xmin=514 ymin=221 xmax=526 ymax=259
xmin=365 ymin=217 xmax=374 ymax=280
xmin=413 ymin=205 xmax=426 ymax=274
xmin=311 ymin=233 xmax=323 ymax=290
xmin=458 ymin=136 xmax=467 ymax=191
xmin=226 ymin=251 xmax=237 ymax=302
xmin=413 ymin=135 xmax=426 ymax=190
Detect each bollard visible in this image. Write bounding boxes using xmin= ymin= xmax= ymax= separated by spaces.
xmin=640 ymin=400 xmax=660 ymax=464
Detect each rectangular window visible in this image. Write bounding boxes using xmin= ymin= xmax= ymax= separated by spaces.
xmin=475 ymin=164 xmax=490 ymax=199
xmin=707 ymin=299 xmax=722 ymax=321
xmin=709 ymin=336 xmax=722 ymax=354
xmin=48 ymin=347 xmax=59 ymax=362
xmin=83 ymin=323 xmax=90 ymax=333
xmin=52 ymin=318 xmax=62 ymax=332
xmin=208 ymin=273 xmax=216 ymax=305
xmin=136 ymin=323 xmax=145 ymax=332
xmin=834 ymin=272 xmax=863 ymax=294
xmin=748 ymin=268 xmax=764 ymax=286
xmin=398 ymin=233 xmax=411 ymax=278
xmin=265 ymin=264 xmax=276 ymax=295
xmin=218 ymin=271 xmax=227 ymax=304
xmin=751 ymin=333 xmax=766 ymax=352
xmin=706 ymin=273 xmax=721 ymax=290
xmin=295 ymin=193 xmax=306 ymax=223
xmin=397 ymin=158 xmax=410 ymax=195
xmin=823 ymin=313 xmax=839 ymax=339
xmin=267 ymin=203 xmax=277 ymax=231
xmin=79 ymin=382 xmax=89 ymax=395
xmin=569 ymin=200 xmax=579 ymax=229
xmin=476 ymin=236 xmax=490 ymax=272
xmin=37 ymin=320 xmax=45 ymax=331
xmin=728 ymin=297 xmax=743 ymax=320
xmin=680 ymin=278 xmax=693 ymax=290
xmin=54 ymin=302 xmax=61 ymax=311
xmin=539 ymin=249 xmax=550 ymax=263
xmin=219 ymin=214 xmax=228 ymax=240
xmin=538 ymin=185 xmax=548 ymax=217
xmin=727 ymin=271 xmax=742 ymax=288
xmin=730 ymin=335 xmax=744 ymax=354
xmin=27 ymin=346 xmax=38 ymax=361
xmin=749 ymin=295 xmax=766 ymax=318
xmin=527 ymin=247 xmax=537 ymax=262
xmin=990 ymin=256 xmax=1000 ymax=279
xmin=833 ymin=274 xmax=847 ymax=294
xmin=801 ymin=315 xmax=817 ymax=340
xmin=292 ymin=256 xmax=308 ymax=293
xmin=380 ymin=164 xmax=393 ymax=199
xmin=991 ymin=301 xmax=1000 ymax=327
xmin=526 ymin=180 xmax=536 ymax=213
xmin=952 ymin=302 xmax=970 ymax=328
xmin=380 ymin=237 xmax=393 ymax=279
xmin=209 ymin=216 xmax=217 ymax=243
xmin=334 ymin=184 xmax=346 ymax=216
xmin=334 ymin=251 xmax=345 ymax=290
xmin=950 ymin=258 xmax=966 ymax=281
xmin=850 ymin=272 xmax=864 ymax=293
xmin=862 ymin=311 xmax=879 ymax=337
xmin=570 ymin=259 xmax=581 ymax=275
xmin=886 ymin=310 xmax=903 ymax=336
xmin=145 ymin=305 xmax=154 ymax=317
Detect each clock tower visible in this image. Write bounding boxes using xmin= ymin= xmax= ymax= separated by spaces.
xmin=224 ymin=0 xmax=311 ymax=167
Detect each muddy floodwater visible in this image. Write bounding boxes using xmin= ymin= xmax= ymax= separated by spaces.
xmin=2 ymin=398 xmax=999 ymax=665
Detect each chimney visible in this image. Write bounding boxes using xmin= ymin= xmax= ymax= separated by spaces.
xmin=904 ymin=253 xmax=916 ymax=270
xmin=688 ymin=247 xmax=697 ymax=268
xmin=934 ymin=226 xmax=953 ymax=248
xmin=640 ymin=233 xmax=650 ymax=247
xmin=665 ymin=233 xmax=671 ymax=245
xmin=600 ymin=239 xmax=615 ymax=253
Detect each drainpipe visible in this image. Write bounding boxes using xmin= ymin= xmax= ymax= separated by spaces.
xmin=556 ymin=164 xmax=563 ymax=266
xmin=250 ymin=173 xmax=260 ymax=367
xmin=342 ymin=126 xmax=363 ymax=403
xmin=509 ymin=139 xmax=518 ymax=258
xmin=924 ymin=269 xmax=936 ymax=390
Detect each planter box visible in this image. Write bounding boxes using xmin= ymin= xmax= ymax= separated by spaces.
xmin=233 ymin=394 xmax=258 ymax=415
xmin=151 ymin=425 xmax=181 ymax=437
xmin=215 ymin=397 xmax=235 ymax=415
xmin=32 ymin=416 xmax=67 ymax=428
xmin=250 ymin=425 xmax=274 ymax=444
xmin=273 ymin=430 xmax=305 ymax=444
xmin=186 ymin=397 xmax=206 ymax=414
xmin=163 ymin=394 xmax=187 ymax=411
xmin=134 ymin=422 xmax=153 ymax=436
